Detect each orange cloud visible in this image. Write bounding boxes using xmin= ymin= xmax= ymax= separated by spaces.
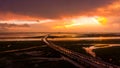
xmin=0 ymin=12 xmax=41 ymax=20
xmin=84 ymin=0 xmax=120 ymax=16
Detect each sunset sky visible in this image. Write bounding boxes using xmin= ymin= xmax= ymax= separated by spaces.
xmin=0 ymin=0 xmax=120 ymax=32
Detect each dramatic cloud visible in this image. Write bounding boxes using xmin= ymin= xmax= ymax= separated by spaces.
xmin=0 ymin=0 xmax=119 ymax=32
xmin=84 ymin=0 xmax=120 ymax=16
xmin=0 ymin=12 xmax=41 ymax=20
xmin=0 ymin=23 xmax=29 ymax=32
xmin=0 ymin=0 xmax=116 ymax=18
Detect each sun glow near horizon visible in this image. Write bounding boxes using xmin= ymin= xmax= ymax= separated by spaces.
xmin=54 ymin=16 xmax=108 ymax=29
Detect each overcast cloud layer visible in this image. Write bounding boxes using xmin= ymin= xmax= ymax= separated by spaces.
xmin=0 ymin=0 xmax=116 ymax=18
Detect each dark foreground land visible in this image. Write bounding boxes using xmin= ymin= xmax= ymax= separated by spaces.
xmin=0 ymin=41 xmax=77 ymax=68
xmin=0 ymin=33 xmax=120 ymax=68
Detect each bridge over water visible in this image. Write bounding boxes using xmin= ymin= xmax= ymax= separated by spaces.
xmin=42 ymin=34 xmax=120 ymax=68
